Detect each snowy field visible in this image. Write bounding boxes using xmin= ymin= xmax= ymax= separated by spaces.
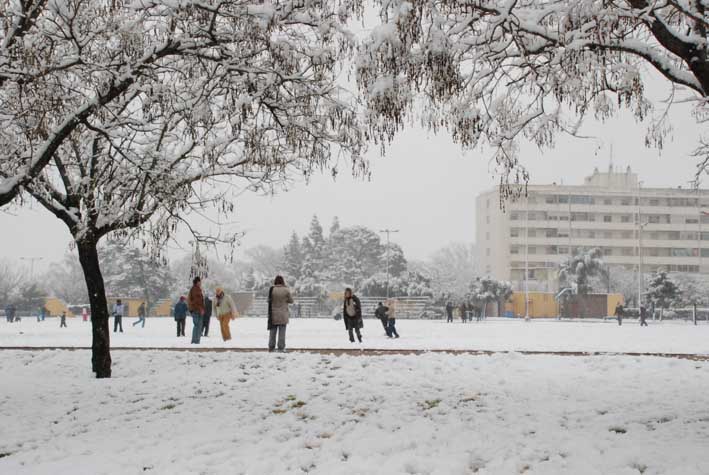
xmin=1 ymin=350 xmax=709 ymax=474
xmin=2 ymin=317 xmax=709 ymax=354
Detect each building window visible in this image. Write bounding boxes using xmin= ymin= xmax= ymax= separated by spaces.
xmin=621 ymin=198 xmax=631 ymax=206
xmin=511 ymin=246 xmax=520 ymax=255
xmin=603 ymin=248 xmax=612 ymax=256
xmin=622 ymin=231 xmax=633 ymax=239
xmin=687 ymin=218 xmax=699 ymax=224
xmin=604 ymin=231 xmax=612 ymax=239
xmin=621 ymin=215 xmax=631 ymax=223
xmin=510 ymin=228 xmax=519 ymax=237
xmin=622 ymin=248 xmax=634 ymax=256
xmin=649 ymin=199 xmax=659 ymax=206
xmin=604 ymin=199 xmax=612 ymax=205
xmin=603 ymin=215 xmax=612 ymax=223
xmin=486 ymin=232 xmax=490 ymax=240
xmin=558 ymin=246 xmax=568 ymax=254
xmin=486 ymin=199 xmax=490 ymax=208
xmin=648 ymin=215 xmax=661 ymax=224
xmin=545 ymin=196 xmax=555 ymax=204
xmin=511 ymin=212 xmax=519 ymax=221
xmin=528 ymin=246 xmax=537 ymax=254
xmin=588 ymin=231 xmax=595 ymax=238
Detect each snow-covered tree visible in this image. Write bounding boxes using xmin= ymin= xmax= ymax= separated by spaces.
xmin=424 ymin=242 xmax=476 ymax=298
xmin=469 ymin=277 xmax=513 ymax=318
xmin=559 ymin=248 xmax=606 ymax=295
xmin=2 ymin=1 xmax=367 ymax=378
xmin=360 ymin=270 xmax=433 ymax=297
xmin=15 ymin=281 xmax=47 ymax=313
xmin=358 ymin=1 xmax=709 ymax=190
xmin=382 ymin=242 xmax=407 ymax=278
xmin=306 ymin=215 xmax=327 ymax=274
xmin=100 ymin=240 xmax=174 ymax=313
xmin=646 ymin=270 xmax=681 ymax=310
xmin=0 ymin=259 xmax=26 ymax=306
xmin=327 ymin=225 xmax=385 ymax=287
xmin=283 ymin=233 xmax=304 ymax=281
xmin=242 ymin=245 xmax=282 ymax=284
xmin=44 ymin=252 xmax=89 ymax=304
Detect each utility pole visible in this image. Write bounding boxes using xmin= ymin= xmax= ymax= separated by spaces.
xmin=379 ymin=229 xmax=400 ymax=299
xmin=20 ymin=256 xmax=44 ymax=280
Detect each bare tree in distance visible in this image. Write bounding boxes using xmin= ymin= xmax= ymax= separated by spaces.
xmin=0 ymin=259 xmax=26 ymax=305
xmin=357 ymin=1 xmax=709 ymax=193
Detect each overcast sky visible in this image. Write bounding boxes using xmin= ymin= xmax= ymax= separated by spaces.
xmin=0 ymin=71 xmax=704 ymax=271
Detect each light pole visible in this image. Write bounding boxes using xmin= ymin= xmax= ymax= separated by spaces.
xmin=20 ymin=256 xmax=44 ymax=280
xmin=636 ymin=180 xmax=645 ymax=308
xmin=379 ymin=229 xmax=399 ymax=299
xmin=524 ymin=192 xmax=530 ymax=320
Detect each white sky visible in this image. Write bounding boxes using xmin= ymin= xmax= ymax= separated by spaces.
xmin=0 ymin=71 xmax=704 ymax=271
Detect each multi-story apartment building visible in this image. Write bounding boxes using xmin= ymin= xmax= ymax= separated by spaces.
xmin=476 ymin=166 xmax=709 ymax=290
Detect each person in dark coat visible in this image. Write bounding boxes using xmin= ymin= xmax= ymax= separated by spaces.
xmin=375 ymin=302 xmax=389 ymax=334
xmin=343 ymin=288 xmax=363 ymax=343
xmin=60 ymin=311 xmax=67 ymax=328
xmin=614 ymin=302 xmax=624 ymax=326
xmin=133 ymin=302 xmax=147 ymax=328
xmin=5 ymin=304 xmax=15 ymax=323
xmin=188 ymin=277 xmax=205 ymax=344
xmin=639 ymin=305 xmax=648 ymax=326
xmin=174 ymin=296 xmax=188 ymax=337
xmin=202 ymin=293 xmax=213 ymax=337
xmin=459 ymin=302 xmax=467 ymax=323
xmin=446 ymin=302 xmax=454 ymax=323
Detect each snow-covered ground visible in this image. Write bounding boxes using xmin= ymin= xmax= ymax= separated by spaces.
xmin=2 ymin=317 xmax=709 ymax=354
xmin=1 ymin=350 xmax=709 ymax=474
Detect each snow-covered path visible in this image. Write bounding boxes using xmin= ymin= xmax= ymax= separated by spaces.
xmin=2 ymin=317 xmax=709 ymax=355
xmin=1 ymin=350 xmax=708 ymax=474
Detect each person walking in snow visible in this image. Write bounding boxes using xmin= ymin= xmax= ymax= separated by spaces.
xmin=446 ymin=302 xmax=454 ymax=323
xmin=343 ymin=288 xmax=364 ymax=343
xmin=202 ymin=293 xmax=213 ymax=337
xmin=385 ymin=299 xmax=400 ymax=338
xmin=173 ymin=296 xmax=188 ymax=337
xmin=188 ymin=277 xmax=205 ymax=344
xmin=112 ymin=299 xmax=125 ymax=333
xmin=375 ymin=302 xmax=389 ymax=334
xmin=639 ymin=305 xmax=649 ymax=327
xmin=614 ymin=302 xmax=624 ymax=326
xmin=214 ymin=287 xmax=238 ymax=342
xmin=60 ymin=311 xmax=67 ymax=328
xmin=267 ymin=275 xmax=293 ymax=352
xmin=133 ymin=302 xmax=147 ymax=328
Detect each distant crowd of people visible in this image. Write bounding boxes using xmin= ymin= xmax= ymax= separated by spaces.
xmin=444 ymin=301 xmax=486 ymax=323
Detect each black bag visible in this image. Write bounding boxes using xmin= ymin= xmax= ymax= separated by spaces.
xmin=267 ymin=286 xmax=274 ymax=331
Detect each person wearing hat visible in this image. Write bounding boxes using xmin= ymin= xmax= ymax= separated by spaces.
xmin=214 ymin=287 xmax=238 ymax=342
xmin=173 ymin=296 xmax=188 ymax=337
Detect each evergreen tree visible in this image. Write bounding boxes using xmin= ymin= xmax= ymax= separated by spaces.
xmin=646 ymin=271 xmax=681 ymax=310
xmin=329 ymin=216 xmax=341 ymax=236
xmin=306 ymin=215 xmax=327 ymax=275
xmin=16 ymin=282 xmax=48 ymax=313
xmin=283 ymin=232 xmax=303 ymax=281
xmin=100 ymin=241 xmax=175 ymax=313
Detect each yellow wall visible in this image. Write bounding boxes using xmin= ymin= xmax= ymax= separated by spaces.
xmin=607 ymin=293 xmax=625 ymax=317
xmin=505 ymin=292 xmax=626 ymax=318
xmin=44 ymin=298 xmax=72 ymax=317
xmin=505 ymin=292 xmax=560 ymax=318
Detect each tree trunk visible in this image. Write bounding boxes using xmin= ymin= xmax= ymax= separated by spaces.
xmin=77 ymin=239 xmax=112 ymax=378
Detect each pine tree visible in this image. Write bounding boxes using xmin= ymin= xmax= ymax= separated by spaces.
xmin=283 ymin=232 xmax=303 ymax=281
xmin=307 ymin=215 xmax=327 ymax=276
xmin=646 ymin=271 xmax=681 ymax=311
